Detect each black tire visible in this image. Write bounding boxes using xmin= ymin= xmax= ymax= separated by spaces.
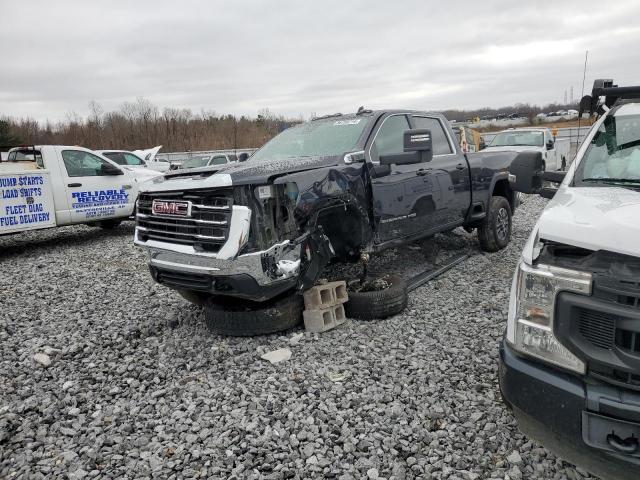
xmin=177 ymin=289 xmax=210 ymax=307
xmin=204 ymin=294 xmax=303 ymax=336
xmin=477 ymin=196 xmax=512 ymax=252
xmin=561 ymin=157 xmax=567 ymax=170
xmin=345 ymin=274 xmax=408 ymax=320
xmin=98 ymin=219 xmax=122 ymax=229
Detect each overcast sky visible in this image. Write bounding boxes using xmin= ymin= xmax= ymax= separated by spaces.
xmin=2 ymin=0 xmax=640 ymax=122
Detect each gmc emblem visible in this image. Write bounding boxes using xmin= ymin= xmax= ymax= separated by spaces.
xmin=152 ymin=200 xmax=191 ymax=216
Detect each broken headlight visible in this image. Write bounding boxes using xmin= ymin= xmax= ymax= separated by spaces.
xmin=507 ymin=261 xmax=591 ymax=374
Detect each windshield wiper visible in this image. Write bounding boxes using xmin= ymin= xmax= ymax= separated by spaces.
xmin=582 ymin=177 xmax=640 ymax=185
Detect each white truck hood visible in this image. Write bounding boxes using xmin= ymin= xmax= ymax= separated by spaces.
xmin=127 ymin=166 xmax=162 ymax=182
xmin=535 ymin=186 xmax=640 ymax=258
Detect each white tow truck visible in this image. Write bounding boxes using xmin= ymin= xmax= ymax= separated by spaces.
xmin=484 ymin=127 xmax=571 ymax=171
xmin=0 ymin=145 xmax=151 ymax=235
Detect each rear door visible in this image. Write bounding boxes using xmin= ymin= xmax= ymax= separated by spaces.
xmin=58 ymin=149 xmax=136 ymax=224
xmin=367 ymin=113 xmax=437 ymax=242
xmin=410 ymin=115 xmax=471 ymax=227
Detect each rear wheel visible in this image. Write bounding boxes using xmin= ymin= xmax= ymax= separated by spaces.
xmin=477 ymin=196 xmax=512 ymax=252
xmin=204 ymin=293 xmax=303 ymax=336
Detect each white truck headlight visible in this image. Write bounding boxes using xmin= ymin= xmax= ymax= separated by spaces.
xmin=507 ymin=261 xmax=592 ymax=374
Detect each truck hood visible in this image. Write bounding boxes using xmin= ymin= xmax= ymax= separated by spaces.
xmin=482 ymin=145 xmax=543 ymax=154
xmin=215 ymin=155 xmax=342 ymax=185
xmin=536 ymin=186 xmax=640 ymax=258
xmin=142 ymin=155 xmax=342 ymax=192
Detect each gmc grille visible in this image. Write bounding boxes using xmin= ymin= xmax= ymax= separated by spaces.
xmin=137 ymin=190 xmax=233 ymax=253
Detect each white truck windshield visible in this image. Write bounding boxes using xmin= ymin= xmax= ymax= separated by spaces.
xmin=575 ymin=113 xmax=640 ymax=187
xmin=491 ymin=131 xmax=544 ymax=147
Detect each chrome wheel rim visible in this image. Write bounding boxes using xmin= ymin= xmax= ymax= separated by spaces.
xmin=496 ymin=208 xmax=509 ymax=241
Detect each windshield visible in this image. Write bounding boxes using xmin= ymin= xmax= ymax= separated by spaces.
xmin=250 ymin=117 xmax=369 ymax=161
xmin=490 ymin=131 xmax=544 ymax=147
xmin=103 ymin=152 xmax=144 ymax=166
xmin=574 ymin=113 xmax=640 ymax=187
xmin=211 ymin=155 xmax=228 ymax=165
xmin=181 ymin=157 xmax=210 ymax=169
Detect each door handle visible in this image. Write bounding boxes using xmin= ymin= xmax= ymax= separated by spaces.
xmin=416 ymin=168 xmax=431 ymax=176
xmin=455 ymin=163 xmax=466 ymax=171
xmin=68 ymin=183 xmax=82 ymax=187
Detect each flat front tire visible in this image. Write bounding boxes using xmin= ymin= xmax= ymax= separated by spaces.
xmin=204 ymin=294 xmax=303 ymax=336
xmin=177 ymin=289 xmax=210 ymax=307
xmin=477 ymin=196 xmax=512 ymax=252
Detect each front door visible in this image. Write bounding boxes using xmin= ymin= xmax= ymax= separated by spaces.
xmin=368 ymin=114 xmax=438 ymax=243
xmin=59 ymin=149 xmax=136 ymax=224
xmin=411 ymin=115 xmax=471 ymax=227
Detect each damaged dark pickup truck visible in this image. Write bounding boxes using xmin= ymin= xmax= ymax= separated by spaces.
xmin=135 ymin=109 xmax=523 ymax=333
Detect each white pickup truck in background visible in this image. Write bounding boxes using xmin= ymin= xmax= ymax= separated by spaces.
xmin=0 ymin=145 xmax=151 ymax=235
xmin=483 ymin=128 xmax=571 ymax=170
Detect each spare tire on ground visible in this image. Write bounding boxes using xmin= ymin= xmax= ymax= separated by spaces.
xmin=204 ymin=293 xmax=303 ymax=336
xmin=344 ymin=274 xmax=408 ymax=320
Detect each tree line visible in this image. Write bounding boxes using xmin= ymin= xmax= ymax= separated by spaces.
xmin=1 ymin=98 xmax=297 ymax=152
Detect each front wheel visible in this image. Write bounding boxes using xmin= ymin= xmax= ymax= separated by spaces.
xmin=477 ymin=196 xmax=512 ymax=252
xmin=177 ymin=289 xmax=210 ymax=307
xmin=98 ymin=219 xmax=122 ymax=229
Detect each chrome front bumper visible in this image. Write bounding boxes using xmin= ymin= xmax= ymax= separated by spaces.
xmin=135 ymin=205 xmax=302 ymax=287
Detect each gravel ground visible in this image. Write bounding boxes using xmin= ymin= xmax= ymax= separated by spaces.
xmin=0 ymin=195 xmax=599 ymax=480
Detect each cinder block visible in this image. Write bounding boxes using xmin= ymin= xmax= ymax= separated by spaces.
xmin=303 ymin=284 xmax=335 ymax=310
xmin=303 ymin=303 xmax=347 ymax=333
xmin=303 ymin=281 xmax=348 ymax=310
xmin=303 ymin=308 xmax=336 ymax=333
xmin=332 ymin=282 xmax=348 ymax=304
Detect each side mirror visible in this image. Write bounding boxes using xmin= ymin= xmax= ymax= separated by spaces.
xmin=379 ymin=151 xmax=420 ymax=166
xmin=546 ymin=140 xmax=554 ymax=150
xmin=101 ymin=163 xmax=124 ymax=176
xmin=508 ymin=151 xmax=544 ymax=194
xmin=379 ymin=129 xmax=433 ymax=166
xmin=538 ymin=171 xmax=566 ymax=199
xmin=403 ymin=129 xmax=433 ymax=162
xmin=479 ymin=138 xmax=486 ymax=150
xmin=238 ymin=152 xmax=249 ymax=162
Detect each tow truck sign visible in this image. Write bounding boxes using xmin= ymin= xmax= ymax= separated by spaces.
xmin=0 ymin=172 xmax=56 ymax=233
xmin=152 ymin=199 xmax=191 ymax=216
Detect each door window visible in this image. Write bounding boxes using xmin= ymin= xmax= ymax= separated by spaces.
xmin=369 ymin=115 xmax=410 ymax=163
xmin=62 ymin=150 xmax=118 ymax=177
xmin=123 ymin=153 xmax=144 ymax=165
xmin=412 ymin=117 xmax=454 ymax=155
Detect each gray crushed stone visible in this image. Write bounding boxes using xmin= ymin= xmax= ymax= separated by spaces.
xmin=0 ymin=195 xmax=598 ymax=479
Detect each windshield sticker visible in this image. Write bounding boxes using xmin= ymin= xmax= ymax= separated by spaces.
xmin=334 ymin=119 xmax=361 ymax=126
